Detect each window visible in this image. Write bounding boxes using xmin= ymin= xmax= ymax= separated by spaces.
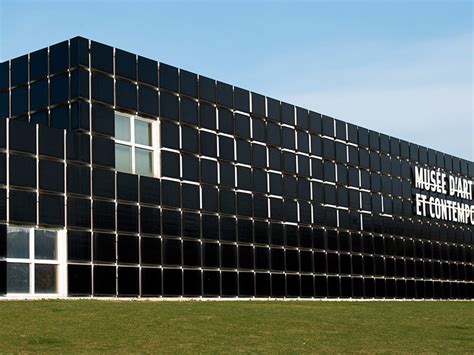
xmin=114 ymin=113 xmax=158 ymax=177
xmin=6 ymin=227 xmax=66 ymax=296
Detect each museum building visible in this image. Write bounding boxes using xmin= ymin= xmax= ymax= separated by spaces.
xmin=0 ymin=37 xmax=472 ymax=299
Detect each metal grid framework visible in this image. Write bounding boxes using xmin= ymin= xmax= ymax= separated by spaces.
xmin=0 ymin=37 xmax=472 ymax=299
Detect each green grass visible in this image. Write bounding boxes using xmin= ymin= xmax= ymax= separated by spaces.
xmin=0 ymin=301 xmax=472 ymax=353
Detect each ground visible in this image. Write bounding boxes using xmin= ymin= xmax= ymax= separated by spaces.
xmin=0 ymin=300 xmax=472 ymax=353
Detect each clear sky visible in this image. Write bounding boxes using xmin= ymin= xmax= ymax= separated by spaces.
xmin=1 ymin=0 xmax=472 ymax=160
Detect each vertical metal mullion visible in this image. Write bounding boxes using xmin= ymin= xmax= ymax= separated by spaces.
xmin=29 ymin=228 xmax=35 ymax=294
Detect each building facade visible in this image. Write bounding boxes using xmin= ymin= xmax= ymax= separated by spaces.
xmin=0 ymin=37 xmax=472 ymax=299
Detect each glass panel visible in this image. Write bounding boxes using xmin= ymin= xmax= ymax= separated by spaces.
xmin=6 ymin=227 xmax=30 ymax=259
xmin=115 ymin=144 xmax=132 ymax=173
xmin=115 ymin=114 xmax=131 ymax=141
xmin=35 ymin=264 xmax=57 ymax=293
xmin=7 ymin=263 xmax=30 ymax=293
xmin=35 ymin=230 xmax=57 ymax=260
xmin=135 ymin=119 xmax=152 ymax=146
xmin=135 ymin=148 xmax=153 ymax=176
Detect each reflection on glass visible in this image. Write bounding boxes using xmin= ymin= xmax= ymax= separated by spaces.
xmin=35 ymin=264 xmax=57 ymax=293
xmin=135 ymin=120 xmax=152 ymax=146
xmin=115 ymin=114 xmax=131 ymax=141
xmin=136 ymin=148 xmax=153 ymax=176
xmin=115 ymin=144 xmax=132 ymax=173
xmin=35 ymin=230 xmax=57 ymax=260
xmin=7 ymin=263 xmax=29 ymax=293
xmin=6 ymin=227 xmax=29 ymax=259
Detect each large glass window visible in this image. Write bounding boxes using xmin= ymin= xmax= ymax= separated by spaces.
xmin=6 ymin=227 xmax=63 ymax=295
xmin=114 ymin=113 xmax=156 ymax=177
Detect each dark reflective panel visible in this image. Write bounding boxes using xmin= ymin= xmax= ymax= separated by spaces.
xmin=222 ymin=271 xmax=238 ymax=297
xmin=68 ymin=231 xmax=91 ymax=262
xmin=9 ymin=154 xmax=36 ymax=188
xmin=202 ymin=214 xmax=219 ymax=240
xmin=117 ymin=204 xmax=138 ymax=233
xmin=50 ymin=73 xmax=69 ymax=105
xmin=71 ymin=100 xmax=89 ymax=131
xmin=67 ymin=132 xmax=90 ymax=163
xmin=67 ymin=197 xmax=91 ymax=228
xmin=39 ymin=194 xmax=64 ymax=226
xmin=9 ymin=119 xmax=36 ymax=154
xmin=162 ymin=209 xmax=181 ymax=237
xmin=200 ymin=102 xmax=216 ymax=130
xmin=92 ymin=72 xmax=114 ymax=105
xmin=141 ymin=268 xmax=161 ymax=296
xmin=140 ymin=176 xmax=160 ymax=205
xmin=141 ymin=237 xmax=161 ymax=265
xmin=217 ymin=81 xmax=233 ymax=108
xmin=118 ymin=267 xmax=139 ymax=296
xmin=180 ymin=97 xmax=198 ymax=125
xmin=218 ymin=108 xmax=233 ymax=134
xmin=50 ymin=105 xmax=69 ymax=130
xmin=0 ymin=61 xmax=8 ymax=91
xmin=30 ymin=48 xmax=48 ymax=81
xmin=160 ymin=63 xmax=179 ymax=92
xmin=68 ymin=265 xmax=92 ymax=296
xmin=182 ymin=240 xmax=200 ymax=267
xmin=140 ymin=207 xmax=161 ymax=235
xmin=184 ymin=269 xmax=202 ymax=296
xmin=93 ymin=200 xmax=115 ymax=231
xmin=203 ymin=271 xmax=220 ymax=296
xmin=30 ymin=79 xmax=48 ymax=111
xmin=117 ymin=235 xmax=139 ymax=264
xmin=251 ymin=92 xmax=265 ymax=117
xmin=115 ymin=49 xmax=136 ymax=80
xmin=11 ymin=86 xmax=28 ymax=116
xmin=160 ymin=91 xmax=179 ymax=120
xmin=92 ymin=103 xmax=114 ymax=136
xmin=138 ymin=56 xmax=158 ymax=86
xmin=138 ymin=85 xmax=158 ymax=116
xmin=39 ymin=159 xmax=64 ymax=192
xmin=93 ymin=233 xmax=116 ymax=263
xmin=91 ymin=41 xmax=113 ymax=73
xmin=50 ymin=40 xmax=69 ymax=74
xmin=93 ymin=266 xmax=116 ymax=296
xmin=199 ymin=76 xmax=216 ymax=103
xmin=92 ymin=136 xmax=114 ymax=167
xmin=203 ymin=242 xmax=219 ymax=268
xmin=281 ymin=102 xmax=294 ymax=125
xmin=67 ymin=164 xmax=90 ymax=196
xmin=163 ymin=269 xmax=182 ymax=296
xmin=220 ymin=244 xmax=237 ymax=268
xmin=234 ymin=87 xmax=250 ymax=113
xmin=181 ymin=212 xmax=199 ymax=239
xmin=161 ymin=119 xmax=179 ymax=150
xmin=0 ymin=91 xmax=8 ymax=119
xmin=271 ymin=274 xmax=285 ymax=297
xmin=11 ymin=55 xmax=28 ymax=86
xmin=116 ymin=79 xmax=137 ymax=111
xmin=117 ymin=172 xmax=138 ymax=202
xmin=180 ymin=70 xmax=198 ymax=98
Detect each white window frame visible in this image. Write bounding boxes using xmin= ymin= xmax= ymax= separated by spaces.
xmin=5 ymin=227 xmax=67 ymax=298
xmin=114 ymin=112 xmax=160 ymax=177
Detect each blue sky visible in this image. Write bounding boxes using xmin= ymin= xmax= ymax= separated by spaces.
xmin=1 ymin=0 xmax=472 ymax=160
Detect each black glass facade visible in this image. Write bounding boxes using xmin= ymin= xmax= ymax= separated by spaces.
xmin=0 ymin=37 xmax=472 ymax=299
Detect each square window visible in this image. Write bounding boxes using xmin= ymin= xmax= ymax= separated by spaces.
xmin=115 ymin=144 xmax=132 ymax=173
xmin=34 ymin=230 xmax=57 ymax=260
xmin=136 ymin=148 xmax=153 ymax=176
xmin=135 ymin=119 xmax=152 ymax=146
xmin=7 ymin=263 xmax=29 ymax=293
xmin=7 ymin=227 xmax=29 ymax=259
xmin=115 ymin=114 xmax=131 ymax=141
xmin=34 ymin=264 xmax=57 ymax=293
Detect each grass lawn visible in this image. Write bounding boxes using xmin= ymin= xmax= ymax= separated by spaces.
xmin=0 ymin=300 xmax=472 ymax=353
